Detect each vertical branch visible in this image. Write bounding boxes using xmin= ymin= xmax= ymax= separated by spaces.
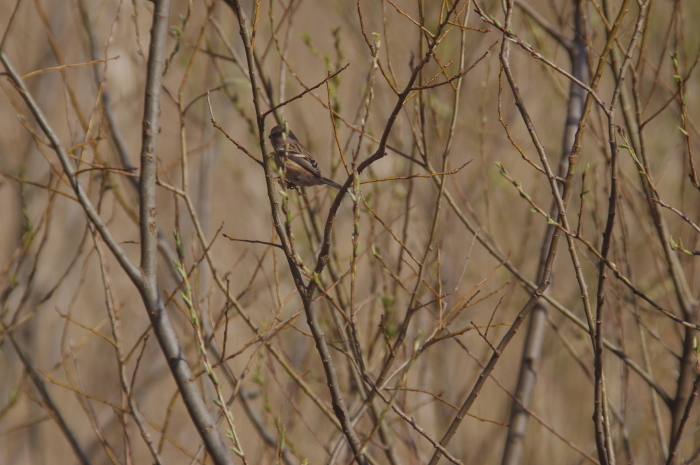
xmin=502 ymin=3 xmax=586 ymax=461
xmin=223 ymin=1 xmax=368 ymax=462
xmin=136 ymin=1 xmax=236 ymax=464
xmin=432 ymin=0 xmax=631 ymax=459
xmin=426 ymin=0 xmax=570 ymax=456
xmin=139 ymin=0 xmax=168 ymax=284
xmin=593 ymin=2 xmax=628 ymax=464
xmin=612 ymin=0 xmax=699 ymax=458
xmin=594 ymin=2 xmax=646 ymax=464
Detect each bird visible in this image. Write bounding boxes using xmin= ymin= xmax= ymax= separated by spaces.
xmin=268 ymin=125 xmax=342 ymax=190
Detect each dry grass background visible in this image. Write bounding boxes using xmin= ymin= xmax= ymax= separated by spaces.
xmin=0 ymin=0 xmax=699 ymax=464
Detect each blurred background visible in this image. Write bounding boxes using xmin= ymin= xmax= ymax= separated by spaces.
xmin=1 ymin=0 xmax=699 ymax=463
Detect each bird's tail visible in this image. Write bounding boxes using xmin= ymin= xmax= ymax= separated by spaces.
xmin=320 ymin=177 xmax=343 ymax=190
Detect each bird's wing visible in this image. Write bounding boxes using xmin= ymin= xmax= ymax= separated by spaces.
xmin=287 ymin=150 xmax=322 ymax=177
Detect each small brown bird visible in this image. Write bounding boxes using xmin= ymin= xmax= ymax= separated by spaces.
xmin=268 ymin=125 xmax=342 ymax=190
